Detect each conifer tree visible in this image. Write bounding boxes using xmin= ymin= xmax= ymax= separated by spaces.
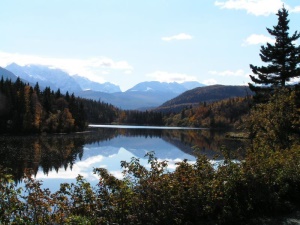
xmin=249 ymin=7 xmax=300 ymax=101
xmin=34 ymin=82 xmax=40 ymax=96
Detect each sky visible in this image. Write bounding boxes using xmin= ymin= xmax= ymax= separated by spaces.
xmin=0 ymin=0 xmax=299 ymax=91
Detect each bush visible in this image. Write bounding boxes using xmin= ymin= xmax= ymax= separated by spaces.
xmin=1 ymin=146 xmax=300 ymax=224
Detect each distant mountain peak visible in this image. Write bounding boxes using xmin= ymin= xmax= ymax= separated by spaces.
xmin=72 ymin=75 xmax=121 ymax=93
xmin=5 ymin=63 xmax=122 ymax=94
xmin=4 ymin=63 xmax=209 ymax=110
xmin=126 ymin=81 xmax=204 ymax=94
xmin=5 ymin=63 xmax=82 ymax=94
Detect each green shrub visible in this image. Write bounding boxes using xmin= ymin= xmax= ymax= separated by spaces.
xmin=1 ymin=146 xmax=300 ymax=224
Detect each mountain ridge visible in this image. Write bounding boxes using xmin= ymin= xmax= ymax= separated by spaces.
xmin=5 ymin=63 xmax=82 ymax=94
xmin=0 ymin=67 xmax=18 ymax=82
xmin=72 ymin=75 xmax=121 ymax=93
xmin=154 ymin=85 xmax=253 ymax=113
xmin=79 ymin=81 xmax=205 ymax=109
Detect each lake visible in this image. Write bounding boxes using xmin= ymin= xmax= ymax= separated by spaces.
xmin=0 ymin=125 xmax=246 ymax=191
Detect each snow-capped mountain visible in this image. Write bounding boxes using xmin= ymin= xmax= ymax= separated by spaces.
xmin=4 ymin=63 xmax=204 ymax=110
xmin=5 ymin=63 xmax=82 ymax=94
xmin=72 ymin=75 xmax=121 ymax=93
xmin=80 ymin=81 xmax=204 ymax=109
xmin=126 ymin=81 xmax=187 ymax=93
xmin=5 ymin=63 xmax=122 ymax=95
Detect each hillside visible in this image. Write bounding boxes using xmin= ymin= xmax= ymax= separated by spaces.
xmin=155 ymin=85 xmax=252 ymax=113
xmin=164 ymin=96 xmax=253 ymax=129
xmin=0 ymin=67 xmax=18 ymax=81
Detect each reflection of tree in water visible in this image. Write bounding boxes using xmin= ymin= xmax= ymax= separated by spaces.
xmin=117 ymin=128 xmax=163 ymax=138
xmin=0 ymin=136 xmax=83 ymax=182
xmin=0 ymin=128 xmax=247 ymax=182
xmin=38 ymin=138 xmax=83 ymax=175
xmin=161 ymin=129 xmax=247 ymax=159
xmin=0 ymin=130 xmax=117 ymax=182
xmin=91 ymin=128 xmax=247 ymax=159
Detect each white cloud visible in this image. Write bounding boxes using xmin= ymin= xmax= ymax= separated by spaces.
xmin=203 ymin=79 xmax=217 ymax=85
xmin=209 ymin=69 xmax=248 ymax=77
xmin=0 ymin=51 xmax=133 ymax=83
xmin=146 ymin=71 xmax=198 ymax=83
xmin=291 ymin=6 xmax=300 ymax=13
xmin=124 ymin=70 xmax=133 ymax=74
xmin=161 ymin=33 xmax=193 ymax=41
xmin=242 ymin=34 xmax=275 ymax=46
xmin=214 ymin=0 xmax=288 ymax=16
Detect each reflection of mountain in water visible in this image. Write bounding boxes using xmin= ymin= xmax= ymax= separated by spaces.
xmin=83 ymin=135 xmax=195 ymax=161
xmin=0 ymin=127 xmax=247 ymax=182
xmin=86 ymin=128 xmax=223 ymax=158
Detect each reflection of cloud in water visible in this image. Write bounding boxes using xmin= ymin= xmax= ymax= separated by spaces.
xmin=83 ymin=136 xmax=196 ymax=160
xmin=76 ymin=155 xmax=105 ymax=169
xmin=36 ymin=148 xmax=147 ymax=181
xmin=161 ymin=158 xmax=196 ymax=171
xmin=36 ymin=148 xmax=195 ymax=182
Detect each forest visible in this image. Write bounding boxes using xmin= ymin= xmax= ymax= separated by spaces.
xmin=0 ymin=6 xmax=300 ymax=225
xmin=164 ymin=96 xmax=252 ymax=129
xmin=0 ymin=77 xmax=164 ymax=134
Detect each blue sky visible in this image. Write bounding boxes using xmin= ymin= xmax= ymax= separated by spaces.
xmin=0 ymin=0 xmax=299 ymax=91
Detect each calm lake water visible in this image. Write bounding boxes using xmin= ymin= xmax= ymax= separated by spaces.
xmin=0 ymin=125 xmax=246 ymax=191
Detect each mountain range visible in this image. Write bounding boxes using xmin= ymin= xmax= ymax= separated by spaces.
xmin=5 ymin=63 xmax=82 ymax=94
xmin=1 ymin=63 xmax=204 ymax=109
xmin=79 ymin=81 xmax=204 ymax=110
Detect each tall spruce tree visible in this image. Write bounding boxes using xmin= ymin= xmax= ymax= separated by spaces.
xmin=249 ymin=7 xmax=300 ymax=101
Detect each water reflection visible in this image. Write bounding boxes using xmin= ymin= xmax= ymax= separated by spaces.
xmin=0 ymin=127 xmax=247 ymax=188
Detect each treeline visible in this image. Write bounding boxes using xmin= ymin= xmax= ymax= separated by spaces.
xmin=118 ymin=110 xmax=164 ymax=125
xmin=0 ymin=77 xmax=165 ymax=134
xmin=164 ymin=96 xmax=252 ymax=129
xmin=0 ymin=77 xmax=116 ymax=134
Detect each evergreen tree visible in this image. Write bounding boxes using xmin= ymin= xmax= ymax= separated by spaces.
xmin=34 ymin=82 xmax=40 ymax=96
xmin=249 ymin=7 xmax=300 ymax=101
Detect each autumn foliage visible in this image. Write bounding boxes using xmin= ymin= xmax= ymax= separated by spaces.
xmin=164 ymin=96 xmax=252 ymax=129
